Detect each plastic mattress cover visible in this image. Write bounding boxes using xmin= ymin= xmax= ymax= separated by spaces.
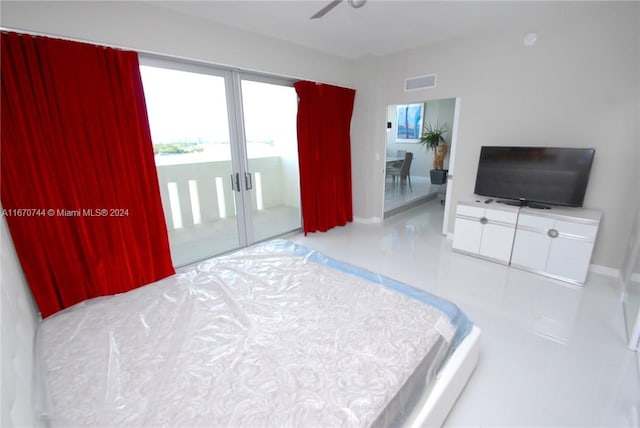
xmin=35 ymin=239 xmax=473 ymax=427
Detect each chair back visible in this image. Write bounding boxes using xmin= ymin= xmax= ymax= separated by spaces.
xmin=400 ymin=152 xmax=413 ymax=176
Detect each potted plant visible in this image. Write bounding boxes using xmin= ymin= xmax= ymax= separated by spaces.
xmin=419 ymin=122 xmax=449 ymax=185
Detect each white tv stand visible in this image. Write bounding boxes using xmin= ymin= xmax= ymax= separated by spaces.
xmin=452 ymin=199 xmax=602 ymax=285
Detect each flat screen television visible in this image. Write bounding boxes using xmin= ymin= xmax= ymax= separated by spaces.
xmin=474 ymin=146 xmax=595 ymax=208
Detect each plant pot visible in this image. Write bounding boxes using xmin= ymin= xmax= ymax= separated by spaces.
xmin=433 ymin=144 xmax=449 ymax=170
xmin=430 ymin=169 xmax=448 ymax=185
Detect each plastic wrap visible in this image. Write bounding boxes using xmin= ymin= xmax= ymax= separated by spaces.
xmin=35 ymin=239 xmax=473 ymax=427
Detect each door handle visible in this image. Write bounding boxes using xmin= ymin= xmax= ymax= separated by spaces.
xmin=245 ymin=172 xmax=253 ymax=190
xmin=231 ymin=173 xmax=241 ymax=192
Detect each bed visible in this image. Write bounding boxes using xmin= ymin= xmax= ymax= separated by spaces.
xmin=34 ymin=239 xmax=480 ymax=427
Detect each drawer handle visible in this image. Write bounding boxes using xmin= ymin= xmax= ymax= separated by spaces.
xmin=547 ymin=228 xmax=559 ymax=238
xmin=479 ymin=217 xmax=488 ymax=225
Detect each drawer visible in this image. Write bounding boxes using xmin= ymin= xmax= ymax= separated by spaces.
xmin=518 ymin=214 xmax=598 ymax=240
xmin=555 ymin=220 xmax=598 ymax=240
xmin=457 ymin=204 xmax=484 ymax=218
xmin=486 ymin=208 xmax=518 ymax=224
xmin=517 ymin=214 xmax=555 ymax=231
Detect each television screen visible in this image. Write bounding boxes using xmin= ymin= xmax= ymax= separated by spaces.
xmin=474 ymin=146 xmax=595 ymax=207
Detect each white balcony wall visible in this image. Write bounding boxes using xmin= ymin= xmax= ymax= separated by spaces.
xmin=280 ymin=155 xmax=301 ymax=208
xmin=156 ymin=156 xmax=298 ymax=231
xmin=249 ymin=157 xmax=295 ymax=210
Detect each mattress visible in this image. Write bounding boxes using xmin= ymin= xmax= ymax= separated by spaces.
xmin=35 ymin=240 xmax=473 ymax=427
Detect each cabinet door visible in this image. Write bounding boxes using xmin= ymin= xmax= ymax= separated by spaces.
xmin=546 ymin=237 xmax=595 ymax=283
xmin=453 ymin=217 xmax=483 ymax=254
xmin=479 ymin=223 xmax=515 ymax=263
xmin=511 ymin=229 xmax=550 ymax=272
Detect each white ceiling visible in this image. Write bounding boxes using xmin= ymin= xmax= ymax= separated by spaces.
xmin=150 ymin=1 xmax=608 ymax=59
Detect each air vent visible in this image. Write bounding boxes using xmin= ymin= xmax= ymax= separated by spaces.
xmin=405 ymin=74 xmax=436 ymax=91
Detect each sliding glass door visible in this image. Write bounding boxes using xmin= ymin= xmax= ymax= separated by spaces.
xmin=240 ymin=77 xmax=301 ymax=242
xmin=140 ymin=60 xmax=300 ymax=266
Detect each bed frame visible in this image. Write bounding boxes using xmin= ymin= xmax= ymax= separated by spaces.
xmin=405 ymin=325 xmax=481 ymax=427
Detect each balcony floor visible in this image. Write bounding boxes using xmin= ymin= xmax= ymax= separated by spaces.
xmin=170 ymin=205 xmax=301 ymax=267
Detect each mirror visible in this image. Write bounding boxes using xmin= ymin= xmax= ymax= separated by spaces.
xmin=624 ymin=211 xmax=640 ymax=349
xmin=384 ymin=98 xmax=456 ymax=215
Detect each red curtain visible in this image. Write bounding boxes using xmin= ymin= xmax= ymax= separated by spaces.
xmin=1 ymin=32 xmax=175 ymax=318
xmin=294 ymin=81 xmax=356 ymax=234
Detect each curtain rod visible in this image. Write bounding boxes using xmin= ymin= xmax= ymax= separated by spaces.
xmin=0 ymin=26 xmax=303 ymax=83
xmin=1 ymin=26 xmax=134 ymax=51
xmin=0 ymin=26 xmax=227 ymax=65
xmin=0 ymin=26 xmax=320 ymax=85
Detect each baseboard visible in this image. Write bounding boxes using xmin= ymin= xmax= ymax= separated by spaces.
xmin=589 ymin=264 xmax=621 ymax=279
xmin=353 ymin=216 xmax=381 ymax=224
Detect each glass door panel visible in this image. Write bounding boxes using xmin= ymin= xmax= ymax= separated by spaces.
xmin=240 ymin=79 xmax=301 ymax=242
xmin=140 ymin=65 xmax=240 ymax=266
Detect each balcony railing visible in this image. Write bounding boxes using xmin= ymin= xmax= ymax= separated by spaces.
xmin=155 ymin=155 xmax=299 ymax=232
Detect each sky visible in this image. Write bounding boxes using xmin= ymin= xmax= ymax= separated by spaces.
xmin=140 ymin=65 xmax=230 ymax=144
xmin=139 ymin=65 xmax=297 ymax=148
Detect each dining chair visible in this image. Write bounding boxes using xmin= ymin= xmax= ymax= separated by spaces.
xmin=387 ymin=151 xmax=413 ymax=190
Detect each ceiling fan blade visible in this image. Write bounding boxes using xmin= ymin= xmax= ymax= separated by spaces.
xmin=310 ymin=0 xmax=343 ymax=19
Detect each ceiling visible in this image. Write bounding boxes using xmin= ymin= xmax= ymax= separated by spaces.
xmin=150 ymin=1 xmax=607 ymax=59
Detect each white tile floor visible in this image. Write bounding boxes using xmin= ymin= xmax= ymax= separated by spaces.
xmin=289 ymin=199 xmax=640 ymax=427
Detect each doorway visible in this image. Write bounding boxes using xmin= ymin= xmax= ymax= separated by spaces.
xmin=140 ymin=59 xmax=301 ymax=267
xmin=383 ymin=98 xmax=460 ymax=235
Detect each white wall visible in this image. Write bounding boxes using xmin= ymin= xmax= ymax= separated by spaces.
xmin=1 ymin=215 xmax=42 ymax=427
xmin=350 ymin=55 xmax=383 ymax=223
xmin=351 ymin=2 xmax=640 ymax=269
